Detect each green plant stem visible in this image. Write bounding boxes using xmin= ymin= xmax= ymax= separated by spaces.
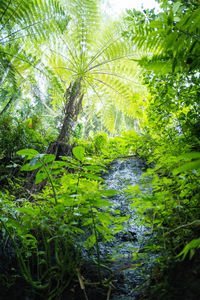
xmin=165 ymin=219 xmax=200 ymax=235
xmin=0 ymin=219 xmax=50 ymax=290
xmin=90 ymin=206 xmax=102 ymax=283
xmin=41 ymin=161 xmax=58 ymax=205
xmin=0 ymin=220 xmax=31 ymax=284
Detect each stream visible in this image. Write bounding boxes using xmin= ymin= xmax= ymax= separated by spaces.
xmin=80 ymin=158 xmax=152 ymax=300
xmin=101 ymin=158 xmax=152 ymax=300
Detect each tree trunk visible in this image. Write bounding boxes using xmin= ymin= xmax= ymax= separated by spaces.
xmin=27 ymin=80 xmax=84 ymax=192
xmin=47 ymin=79 xmax=84 ymax=158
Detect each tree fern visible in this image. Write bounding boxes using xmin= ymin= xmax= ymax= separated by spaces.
xmin=45 ymin=0 xmax=147 ymax=135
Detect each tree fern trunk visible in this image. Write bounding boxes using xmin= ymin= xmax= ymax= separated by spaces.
xmin=47 ymin=79 xmax=83 ymax=158
xmin=28 ymin=80 xmax=84 ymax=192
xmin=57 ymin=80 xmax=83 ymax=142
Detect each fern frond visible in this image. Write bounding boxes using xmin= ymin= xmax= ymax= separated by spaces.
xmin=123 ymin=4 xmax=200 ymax=73
xmin=44 ymin=0 xmax=147 ymax=133
xmin=0 ymin=0 xmax=69 ymax=115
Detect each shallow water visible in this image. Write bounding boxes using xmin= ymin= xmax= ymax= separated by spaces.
xmin=101 ymin=159 xmax=152 ymax=299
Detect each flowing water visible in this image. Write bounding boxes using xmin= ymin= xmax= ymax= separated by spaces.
xmin=100 ymin=158 xmax=152 ymax=300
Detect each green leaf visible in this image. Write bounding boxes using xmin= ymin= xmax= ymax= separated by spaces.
xmin=72 ymin=146 xmax=85 ymax=162
xmin=85 ymin=234 xmax=96 ymax=248
xmin=22 ymin=234 xmax=37 ymax=249
xmin=21 ymin=162 xmax=42 ymax=171
xmin=51 ymin=161 xmax=67 ymax=169
xmin=116 ymin=215 xmax=130 ymax=223
xmin=179 ymin=152 xmax=200 ymax=160
xmin=42 ymin=154 xmax=55 ymax=164
xmin=174 ymin=16 xmax=181 ymax=22
xmin=177 ymin=238 xmax=200 ymax=260
xmin=83 ymin=165 xmax=103 ymax=173
xmin=172 ymin=1 xmax=182 ymax=13
xmin=101 ymin=189 xmax=118 ymax=197
xmin=82 ymin=218 xmax=93 ymax=226
xmin=61 ymin=161 xmax=81 ymax=169
xmin=61 ymin=156 xmax=80 ymax=165
xmin=82 ymin=172 xmax=104 ymax=181
xmin=17 ymin=149 xmax=39 ymax=158
xmin=91 ymin=199 xmax=112 ymax=207
xmin=35 ymin=168 xmax=48 ymax=184
xmin=173 ymin=160 xmax=200 ymax=175
xmin=55 ymin=204 xmax=65 ymax=214
xmin=111 ymin=224 xmax=123 ymax=233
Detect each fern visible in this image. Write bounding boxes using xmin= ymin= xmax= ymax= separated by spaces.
xmin=45 ymin=0 xmax=146 ymax=133
xmin=177 ymin=238 xmax=200 ymax=260
xmin=123 ymin=3 xmax=200 ymax=73
xmin=0 ymin=0 xmax=70 ymax=114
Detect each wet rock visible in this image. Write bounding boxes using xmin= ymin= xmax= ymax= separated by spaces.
xmin=120 ymin=231 xmax=137 ymax=242
xmin=115 ymin=231 xmax=137 ymax=242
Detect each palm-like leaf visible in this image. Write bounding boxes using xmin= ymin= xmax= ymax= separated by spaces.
xmin=45 ymin=0 xmax=146 ymax=134
xmin=0 ymin=0 xmax=69 ymax=113
xmin=123 ymin=3 xmax=200 ymax=73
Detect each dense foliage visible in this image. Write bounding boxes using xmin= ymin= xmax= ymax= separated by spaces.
xmin=122 ymin=0 xmax=200 ymax=298
xmin=0 ymin=0 xmax=200 ymax=299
